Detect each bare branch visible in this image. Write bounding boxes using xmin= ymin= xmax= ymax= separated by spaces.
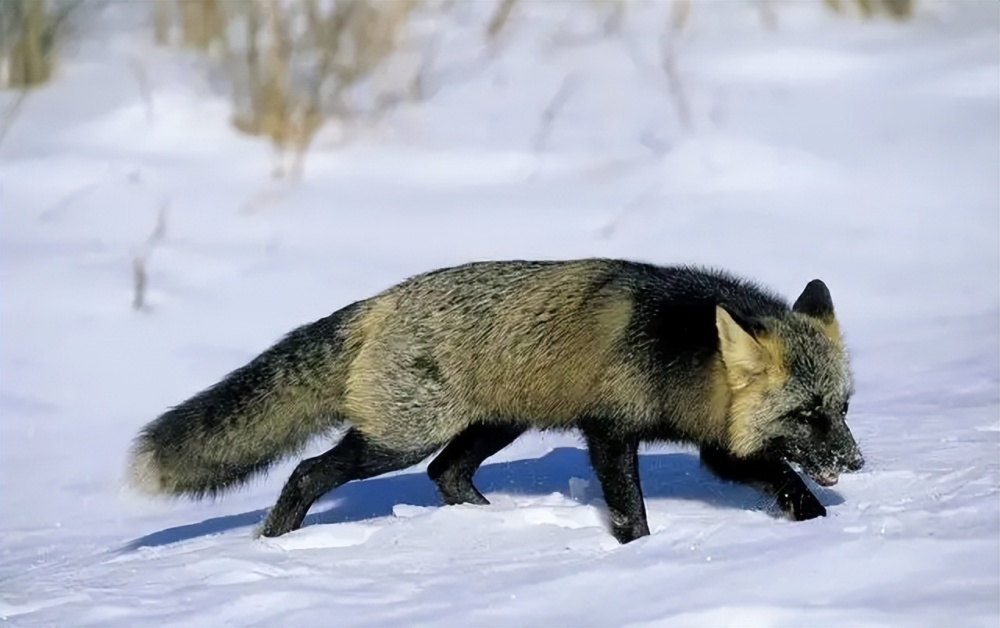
xmin=0 ymin=87 xmax=30 ymax=149
xmin=598 ymin=184 xmax=660 ymax=240
xmin=127 ymin=56 xmax=155 ymax=125
xmin=534 ymin=73 xmax=581 ymax=153
xmin=132 ymin=201 xmax=169 ymax=312
xmin=660 ymin=0 xmax=692 ymax=130
xmin=485 ymin=0 xmax=518 ymax=41
xmin=132 ymin=257 xmax=148 ymax=311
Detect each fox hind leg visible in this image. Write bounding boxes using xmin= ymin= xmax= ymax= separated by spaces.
xmin=259 ymin=428 xmax=440 ymax=538
xmin=427 ymin=422 xmax=526 ymax=506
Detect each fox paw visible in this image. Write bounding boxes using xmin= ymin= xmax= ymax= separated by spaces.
xmin=258 ymin=506 xmax=308 ymax=538
xmin=432 ymin=470 xmax=491 ymax=506
xmin=782 ymin=492 xmax=827 ymax=521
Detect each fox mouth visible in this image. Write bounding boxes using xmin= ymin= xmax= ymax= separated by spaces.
xmin=811 ymin=470 xmax=839 ymax=487
xmin=787 ymin=459 xmax=840 ymax=487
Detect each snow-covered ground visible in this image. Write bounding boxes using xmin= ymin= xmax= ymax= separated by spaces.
xmin=1 ymin=2 xmax=997 ymax=626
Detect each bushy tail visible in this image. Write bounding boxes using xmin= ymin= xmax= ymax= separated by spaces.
xmin=126 ymin=302 xmax=364 ymax=499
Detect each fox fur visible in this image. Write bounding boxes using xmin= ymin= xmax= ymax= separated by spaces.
xmin=127 ymin=258 xmax=864 ymax=544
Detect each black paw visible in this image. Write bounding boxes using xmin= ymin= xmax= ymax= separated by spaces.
xmin=432 ymin=471 xmax=490 ymax=506
xmin=258 ymin=507 xmax=307 ymax=538
xmin=440 ymin=487 xmax=490 ymax=506
xmin=783 ymin=491 xmax=827 ymax=521
xmin=610 ymin=517 xmax=651 ymax=544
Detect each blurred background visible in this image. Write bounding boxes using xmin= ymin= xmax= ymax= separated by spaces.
xmin=2 ymin=0 xmax=995 ymax=311
xmin=0 ymin=0 xmax=929 ymax=168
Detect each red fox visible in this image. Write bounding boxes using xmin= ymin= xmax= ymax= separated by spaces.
xmin=127 ymin=259 xmax=863 ymax=544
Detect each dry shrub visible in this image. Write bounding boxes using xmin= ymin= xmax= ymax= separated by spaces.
xmin=589 ymin=0 xmax=629 ymax=36
xmin=485 ymin=0 xmax=518 ymax=41
xmin=240 ymin=0 xmax=419 ymax=177
xmin=153 ymin=0 xmax=425 ymax=178
xmin=0 ymin=0 xmax=84 ymax=88
xmin=152 ymin=0 xmax=225 ymax=50
xmin=823 ymin=0 xmax=916 ymax=20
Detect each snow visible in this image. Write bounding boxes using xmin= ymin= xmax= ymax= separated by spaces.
xmin=1 ymin=1 xmax=997 ymax=626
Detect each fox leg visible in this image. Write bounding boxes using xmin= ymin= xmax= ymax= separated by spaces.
xmin=699 ymin=445 xmax=826 ymax=521
xmin=582 ymin=424 xmax=650 ymax=544
xmin=427 ymin=422 xmax=526 ymax=506
xmin=259 ymin=428 xmax=440 ymax=538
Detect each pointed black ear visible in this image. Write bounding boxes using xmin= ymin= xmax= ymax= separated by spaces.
xmin=793 ymin=279 xmax=835 ymax=321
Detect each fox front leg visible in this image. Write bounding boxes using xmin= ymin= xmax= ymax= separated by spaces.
xmin=583 ymin=424 xmax=650 ymax=544
xmin=699 ymin=445 xmax=826 ymax=521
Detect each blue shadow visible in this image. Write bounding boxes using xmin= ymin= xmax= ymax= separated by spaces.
xmin=118 ymin=447 xmax=844 ymax=552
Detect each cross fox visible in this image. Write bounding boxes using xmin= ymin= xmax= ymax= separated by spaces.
xmin=126 ymin=258 xmax=864 ymax=544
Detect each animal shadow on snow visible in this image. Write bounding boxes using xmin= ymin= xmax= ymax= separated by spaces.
xmin=121 ymin=447 xmax=844 ymax=551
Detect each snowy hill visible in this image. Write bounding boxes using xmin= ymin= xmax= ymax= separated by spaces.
xmin=1 ymin=1 xmax=997 ymax=626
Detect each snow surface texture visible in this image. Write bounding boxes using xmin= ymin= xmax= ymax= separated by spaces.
xmin=1 ymin=2 xmax=998 ymax=626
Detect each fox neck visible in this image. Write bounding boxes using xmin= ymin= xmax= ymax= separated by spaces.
xmin=704 ymin=359 xmax=741 ymax=452
xmin=708 ymin=356 xmax=771 ymax=459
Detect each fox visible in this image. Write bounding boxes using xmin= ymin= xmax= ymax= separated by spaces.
xmin=126 ymin=258 xmax=864 ymax=544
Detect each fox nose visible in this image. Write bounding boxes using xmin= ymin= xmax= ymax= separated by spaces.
xmin=846 ymin=452 xmax=865 ymax=472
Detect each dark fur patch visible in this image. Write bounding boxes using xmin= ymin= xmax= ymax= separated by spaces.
xmin=622 ymin=265 xmax=789 ymax=375
xmin=413 ymin=354 xmax=443 ymax=384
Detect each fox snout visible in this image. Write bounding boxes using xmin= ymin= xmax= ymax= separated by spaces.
xmin=831 ymin=433 xmax=865 ymax=476
xmin=845 ymin=449 xmax=865 ymax=472
xmin=833 ymin=433 xmax=865 ymax=473
xmin=832 ymin=420 xmax=865 ymax=474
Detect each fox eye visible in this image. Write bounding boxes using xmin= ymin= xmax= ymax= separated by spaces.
xmin=798 ymin=406 xmax=827 ymax=428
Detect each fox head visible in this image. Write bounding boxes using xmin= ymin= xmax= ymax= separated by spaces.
xmin=717 ymin=279 xmax=864 ymax=486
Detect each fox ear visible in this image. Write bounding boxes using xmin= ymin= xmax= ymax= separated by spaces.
xmin=715 ymin=306 xmax=768 ymax=384
xmin=793 ymin=279 xmax=842 ymax=343
xmin=793 ymin=279 xmax=835 ymax=320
